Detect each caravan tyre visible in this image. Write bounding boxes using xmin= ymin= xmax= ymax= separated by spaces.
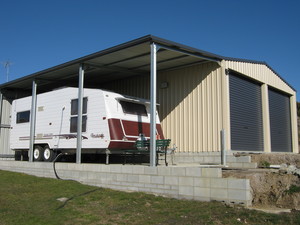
xmin=33 ymin=146 xmax=43 ymax=161
xmin=43 ymin=146 xmax=56 ymax=162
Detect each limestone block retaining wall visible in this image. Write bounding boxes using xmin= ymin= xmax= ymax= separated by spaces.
xmin=0 ymin=161 xmax=252 ymax=206
xmin=174 ymin=152 xmax=257 ymax=168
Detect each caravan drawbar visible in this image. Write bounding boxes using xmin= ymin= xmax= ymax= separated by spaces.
xmin=10 ymin=87 xmax=164 ymax=161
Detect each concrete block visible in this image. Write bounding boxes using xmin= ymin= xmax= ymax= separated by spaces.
xmin=78 ymin=171 xmax=89 ymax=179
xmin=127 ymin=186 xmax=139 ymax=192
xmin=210 ymin=178 xmax=228 ymax=189
xmin=194 ymin=178 xmax=210 ymax=188
xmin=179 ymin=186 xmax=194 ymax=196
xmin=228 ymin=189 xmax=252 ymax=201
xmin=144 ymin=183 xmax=157 ymax=189
xmin=235 ymin=156 xmax=251 ymax=163
xmin=139 ymin=175 xmax=151 ymax=183
xmin=150 ymin=188 xmax=165 ymax=194
xmin=138 ymin=187 xmax=151 ymax=193
xmin=127 ymin=174 xmax=139 ymax=183
xmin=99 ymin=165 xmax=111 ymax=172
xmin=194 ymin=196 xmax=210 ymax=202
xmin=116 ymin=174 xmax=127 ymax=182
xmin=211 ymin=188 xmax=228 ymax=199
xmin=227 ymin=162 xmax=241 ymax=168
xmin=201 ymin=168 xmax=222 ymax=178
xmin=203 ymin=156 xmax=216 ymax=163
xmin=228 ymin=178 xmax=250 ymax=190
xmin=164 ymin=176 xmax=179 ymax=185
xmin=96 ymin=172 xmax=107 ymax=181
xmin=178 ymin=195 xmax=194 ymax=200
xmin=157 ymin=167 xmax=171 ymax=176
xmin=132 ymin=182 xmax=145 ymax=188
xmin=110 ymin=173 xmax=119 ymax=181
xmin=194 ymin=187 xmax=210 ymax=198
xmin=82 ymin=164 xmax=96 ymax=171
xmin=179 ymin=177 xmax=194 ymax=186
xmin=131 ymin=166 xmax=145 ymax=174
xmin=109 ymin=180 xmax=121 ymax=186
xmin=87 ymin=171 xmax=98 ymax=180
xmin=144 ymin=167 xmax=157 ymax=175
xmin=156 ymin=184 xmax=168 ymax=189
xmin=226 ymin=156 xmax=235 ymax=163
xmin=171 ymin=185 xmax=179 ymax=190
xmin=66 ymin=163 xmax=77 ymax=171
xmin=122 ymin=165 xmax=133 ymax=174
xmin=242 ymin=163 xmax=257 ymax=169
xmin=151 ymin=176 xmax=164 ymax=184
xmin=162 ymin=185 xmax=171 ymax=190
xmin=110 ymin=165 xmax=122 ymax=173
xmin=163 ymin=189 xmax=178 ymax=197
xmin=186 ymin=167 xmax=202 ymax=177
xmin=171 ymin=167 xmax=186 ymax=176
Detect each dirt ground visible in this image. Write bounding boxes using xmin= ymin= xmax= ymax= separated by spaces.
xmin=223 ymin=118 xmax=300 ymax=210
xmin=249 ymin=153 xmax=300 ymax=167
xmin=223 ymin=168 xmax=300 ymax=210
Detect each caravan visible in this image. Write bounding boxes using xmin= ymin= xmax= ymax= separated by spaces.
xmin=10 ymin=87 xmax=164 ymax=161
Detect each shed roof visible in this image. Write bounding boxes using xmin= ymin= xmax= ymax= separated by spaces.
xmin=0 ymin=34 xmax=294 ymax=98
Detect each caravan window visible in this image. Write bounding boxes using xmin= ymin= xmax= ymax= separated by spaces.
xmin=16 ymin=111 xmax=30 ymax=124
xmin=70 ymin=116 xmax=87 ymax=133
xmin=120 ymin=101 xmax=147 ymax=116
xmin=70 ymin=97 xmax=88 ymax=133
xmin=71 ymin=98 xmax=87 ymax=115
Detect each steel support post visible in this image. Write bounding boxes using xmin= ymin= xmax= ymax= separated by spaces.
xmin=29 ymin=80 xmax=37 ymax=162
xmin=221 ymin=129 xmax=226 ymax=166
xmin=150 ymin=43 xmax=159 ymax=167
xmin=76 ymin=64 xmax=85 ymax=164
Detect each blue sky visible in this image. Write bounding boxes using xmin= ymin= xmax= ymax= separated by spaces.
xmin=0 ymin=0 xmax=299 ymax=99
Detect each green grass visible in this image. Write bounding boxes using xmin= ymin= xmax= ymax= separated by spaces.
xmin=285 ymin=185 xmax=300 ymax=194
xmin=0 ymin=170 xmax=300 ymax=225
xmin=259 ymin=160 xmax=271 ymax=168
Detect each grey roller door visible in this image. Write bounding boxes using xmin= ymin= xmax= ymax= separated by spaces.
xmin=229 ymin=73 xmax=264 ymax=151
xmin=268 ymin=88 xmax=292 ymax=152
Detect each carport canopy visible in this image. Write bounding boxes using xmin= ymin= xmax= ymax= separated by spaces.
xmin=0 ymin=35 xmax=221 ymax=97
xmin=0 ymin=35 xmax=222 ymax=166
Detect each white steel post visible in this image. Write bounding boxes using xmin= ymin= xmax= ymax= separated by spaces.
xmin=150 ymin=43 xmax=158 ymax=167
xmin=29 ymin=80 xmax=37 ymax=162
xmin=76 ymin=64 xmax=85 ymax=164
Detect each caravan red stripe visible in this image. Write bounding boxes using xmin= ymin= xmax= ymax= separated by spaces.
xmin=107 ymin=118 xmax=165 ymax=149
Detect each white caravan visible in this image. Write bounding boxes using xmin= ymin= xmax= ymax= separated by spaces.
xmin=10 ymin=87 xmax=164 ymax=161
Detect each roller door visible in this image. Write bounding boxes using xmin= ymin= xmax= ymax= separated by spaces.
xmin=268 ymin=88 xmax=292 ymax=152
xmin=229 ymin=73 xmax=264 ymax=151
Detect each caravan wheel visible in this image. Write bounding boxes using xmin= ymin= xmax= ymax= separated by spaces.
xmin=43 ymin=146 xmax=56 ymax=162
xmin=33 ymin=146 xmax=43 ymax=161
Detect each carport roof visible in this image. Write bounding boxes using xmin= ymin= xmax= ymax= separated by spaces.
xmin=0 ymin=34 xmax=295 ymax=97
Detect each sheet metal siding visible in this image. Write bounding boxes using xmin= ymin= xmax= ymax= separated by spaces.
xmin=225 ymin=61 xmax=294 ymax=95
xmin=268 ymin=89 xmax=292 ymax=152
xmin=103 ymin=63 xmax=223 ymax=153
xmin=0 ymin=99 xmax=12 ymax=155
xmin=229 ymin=74 xmax=264 ymax=151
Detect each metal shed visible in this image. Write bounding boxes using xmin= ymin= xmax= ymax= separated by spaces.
xmin=0 ymin=35 xmax=298 ymax=164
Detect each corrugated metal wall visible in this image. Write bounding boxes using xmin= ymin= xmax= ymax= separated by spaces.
xmin=0 ymin=98 xmax=12 ymax=156
xmin=102 ymin=62 xmax=224 ymax=153
xmin=224 ymin=61 xmax=295 ymax=95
